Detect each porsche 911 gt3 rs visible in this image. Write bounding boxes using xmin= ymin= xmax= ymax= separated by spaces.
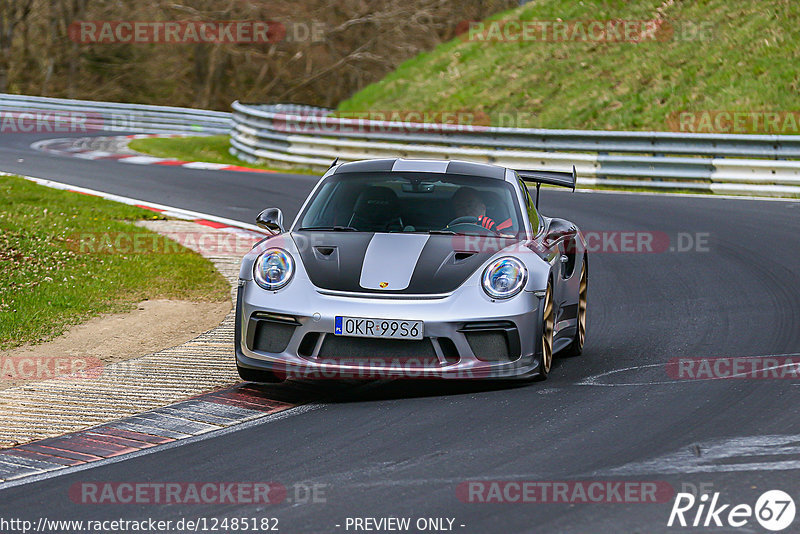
xmin=235 ymin=158 xmax=587 ymax=381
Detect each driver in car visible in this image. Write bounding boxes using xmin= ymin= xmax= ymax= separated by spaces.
xmin=450 ymin=187 xmax=497 ymax=231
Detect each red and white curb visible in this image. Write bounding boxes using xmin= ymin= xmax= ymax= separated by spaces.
xmin=0 ymin=384 xmax=308 ymax=484
xmin=31 ymin=134 xmax=277 ymax=174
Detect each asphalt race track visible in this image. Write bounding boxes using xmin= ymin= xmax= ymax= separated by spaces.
xmin=1 ymin=132 xmax=799 ymax=533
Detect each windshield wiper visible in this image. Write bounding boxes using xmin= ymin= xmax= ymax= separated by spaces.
xmin=428 ymin=229 xmax=485 ymax=236
xmin=427 ymin=230 xmax=457 ymax=235
xmin=298 ymin=226 xmax=359 ymax=232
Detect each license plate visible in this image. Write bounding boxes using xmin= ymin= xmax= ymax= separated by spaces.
xmin=334 ymin=316 xmax=424 ymax=340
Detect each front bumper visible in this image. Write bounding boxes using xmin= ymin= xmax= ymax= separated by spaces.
xmin=235 ymin=280 xmax=543 ymax=380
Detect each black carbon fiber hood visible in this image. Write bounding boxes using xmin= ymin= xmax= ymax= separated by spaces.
xmin=292 ymin=231 xmax=521 ymax=295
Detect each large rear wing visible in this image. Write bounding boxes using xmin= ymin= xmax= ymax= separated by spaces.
xmin=516 ymin=166 xmax=577 ymax=208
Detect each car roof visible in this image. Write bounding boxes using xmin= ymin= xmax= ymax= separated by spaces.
xmin=332 ymin=158 xmax=508 ymax=180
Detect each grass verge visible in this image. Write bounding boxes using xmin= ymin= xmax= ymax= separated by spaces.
xmin=128 ymin=135 xmax=318 ymax=174
xmin=338 ymin=0 xmax=800 ymax=133
xmin=0 ymin=175 xmax=229 ymax=350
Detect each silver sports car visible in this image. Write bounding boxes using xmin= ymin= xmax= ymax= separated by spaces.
xmin=235 ymin=158 xmax=587 ymax=381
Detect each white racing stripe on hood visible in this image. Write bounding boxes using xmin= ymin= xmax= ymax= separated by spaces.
xmin=360 ymin=233 xmax=430 ymax=290
xmin=391 ymin=159 xmax=449 ymax=173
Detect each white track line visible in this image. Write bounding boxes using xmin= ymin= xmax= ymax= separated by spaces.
xmin=577 ymin=352 xmax=800 ymax=387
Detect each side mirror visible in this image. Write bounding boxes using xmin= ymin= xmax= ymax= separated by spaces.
xmin=543 ymin=218 xmax=577 ymax=248
xmin=256 ymin=208 xmax=285 ymax=235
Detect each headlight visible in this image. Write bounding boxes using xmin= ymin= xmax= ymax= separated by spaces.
xmin=482 ymin=257 xmax=527 ymax=299
xmin=254 ymin=248 xmax=294 ymax=290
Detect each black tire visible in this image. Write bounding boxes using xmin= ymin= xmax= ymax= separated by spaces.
xmin=562 ymin=255 xmax=588 ymax=358
xmin=237 ymin=364 xmax=284 ymax=383
xmin=536 ymin=282 xmax=555 ymax=380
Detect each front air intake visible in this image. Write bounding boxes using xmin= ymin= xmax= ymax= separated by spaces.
xmin=460 ymin=321 xmax=521 ymax=362
xmin=247 ymin=314 xmax=299 ymax=354
xmin=317 ymin=335 xmax=439 ymax=367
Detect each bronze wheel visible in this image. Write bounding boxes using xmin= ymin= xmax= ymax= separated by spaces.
xmin=540 ymin=284 xmax=554 ymax=376
xmin=576 ymin=260 xmax=587 ymax=349
xmin=563 ymin=256 xmax=588 ymax=357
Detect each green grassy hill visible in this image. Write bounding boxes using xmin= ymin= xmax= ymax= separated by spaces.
xmin=337 ymin=0 xmax=800 ymax=133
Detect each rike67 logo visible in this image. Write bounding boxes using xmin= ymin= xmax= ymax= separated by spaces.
xmin=668 ymin=490 xmax=796 ymax=531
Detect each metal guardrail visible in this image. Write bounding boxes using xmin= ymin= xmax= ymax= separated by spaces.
xmin=0 ymin=93 xmax=232 ymax=135
xmin=3 ymin=94 xmax=798 ymax=197
xmin=230 ymin=102 xmax=800 ymax=197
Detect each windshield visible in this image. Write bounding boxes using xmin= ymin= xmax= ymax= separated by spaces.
xmin=296 ymin=172 xmax=523 ymax=237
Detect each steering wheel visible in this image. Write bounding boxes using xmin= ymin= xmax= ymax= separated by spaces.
xmin=445 ymin=216 xmax=497 ymax=236
xmin=446 ymin=216 xmax=479 ymax=227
